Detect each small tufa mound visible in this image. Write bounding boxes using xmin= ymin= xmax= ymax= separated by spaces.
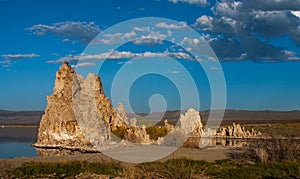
xmin=216 ymin=123 xmax=262 ymax=139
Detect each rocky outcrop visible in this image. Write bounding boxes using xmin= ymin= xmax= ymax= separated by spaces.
xmin=130 ymin=118 xmax=137 ymax=127
xmin=34 ymin=62 xmax=123 ymax=151
xmin=216 ymin=123 xmax=262 ymax=138
xmin=164 ymin=119 xmax=174 ymax=133
xmin=117 ymin=103 xmax=129 ymax=125
xmin=179 ymin=108 xmax=203 ymax=136
xmin=157 ymin=108 xmax=203 ymax=146
xmin=124 ymin=125 xmax=152 ymax=144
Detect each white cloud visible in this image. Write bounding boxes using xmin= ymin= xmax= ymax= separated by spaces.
xmin=195 ymin=15 xmax=213 ymax=31
xmin=26 ymin=21 xmax=101 ymax=43
xmin=0 ymin=60 xmax=11 ymax=68
xmin=0 ymin=53 xmax=39 ymax=69
xmin=94 ymin=29 xmax=168 ymax=45
xmin=133 ymin=26 xmax=151 ymax=32
xmin=2 ymin=53 xmax=39 ymax=60
xmin=193 ymin=0 xmax=300 ymax=61
xmin=180 ymin=37 xmax=201 ymax=46
xmin=71 ymin=62 xmax=95 ymax=69
xmin=168 ymin=0 xmax=209 ymax=6
xmin=133 ymin=30 xmax=167 ymax=45
xmin=47 ymin=51 xmax=196 ymax=64
xmin=117 ymin=61 xmax=133 ymax=65
xmin=155 ymin=21 xmax=188 ymax=30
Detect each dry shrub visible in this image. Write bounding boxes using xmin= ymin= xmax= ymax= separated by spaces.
xmin=245 ymin=137 xmax=300 ymax=163
xmin=183 ymin=137 xmax=200 ymax=149
xmin=123 ymin=158 xmax=206 ymax=179
xmin=255 ymin=147 xmax=268 ymax=163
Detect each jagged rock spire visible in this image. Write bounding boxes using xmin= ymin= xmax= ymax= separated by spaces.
xmin=35 ymin=62 xmax=122 ymax=151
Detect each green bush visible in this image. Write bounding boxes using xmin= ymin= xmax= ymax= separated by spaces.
xmin=112 ymin=125 xmax=168 ymax=140
xmin=111 ymin=126 xmax=129 ymax=139
xmin=146 ymin=126 xmax=168 ymax=140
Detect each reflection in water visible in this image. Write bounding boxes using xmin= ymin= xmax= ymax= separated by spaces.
xmin=184 ymin=137 xmax=256 ymax=149
xmin=0 ymin=127 xmax=38 ymax=142
xmin=0 ymin=127 xmax=38 ymax=158
xmin=215 ymin=138 xmax=248 ymax=147
xmin=0 ymin=127 xmax=259 ymax=158
xmin=36 ymin=138 xmax=258 ymax=157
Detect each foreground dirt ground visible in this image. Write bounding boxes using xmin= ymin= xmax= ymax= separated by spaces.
xmin=0 ymin=146 xmax=234 ymax=175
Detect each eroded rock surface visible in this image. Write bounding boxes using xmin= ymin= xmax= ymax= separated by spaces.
xmin=35 ymin=62 xmax=122 ymax=151
xmin=157 ymin=108 xmax=203 ymax=146
xmin=217 ymin=123 xmax=262 ymax=138
xmin=179 ymin=108 xmax=203 ymax=136
xmin=117 ymin=103 xmax=129 ymax=125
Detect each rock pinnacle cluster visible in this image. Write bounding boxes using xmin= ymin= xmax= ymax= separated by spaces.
xmin=34 ymin=62 xmax=122 ymax=151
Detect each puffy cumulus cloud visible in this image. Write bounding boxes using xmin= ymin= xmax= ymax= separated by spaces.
xmin=242 ymin=0 xmax=300 ymax=11
xmin=90 ymin=23 xmax=188 ymax=46
xmin=133 ymin=31 xmax=167 ymax=45
xmin=95 ymin=31 xmax=137 ymax=45
xmin=209 ymin=37 xmax=246 ymax=61
xmin=195 ymin=15 xmax=213 ymax=31
xmin=194 ymin=0 xmax=300 ymax=62
xmin=179 ymin=36 xmax=209 ymax=55
xmin=94 ymin=29 xmax=170 ymax=45
xmin=47 ymin=51 xmax=196 ymax=65
xmin=2 ymin=53 xmax=39 ymax=60
xmin=26 ymin=21 xmax=101 ymax=43
xmin=168 ymin=0 xmax=209 ymax=6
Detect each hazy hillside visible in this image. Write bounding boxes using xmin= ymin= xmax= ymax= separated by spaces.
xmin=0 ymin=109 xmax=300 ymax=126
xmin=0 ymin=110 xmax=44 ymax=125
xmin=129 ymin=110 xmax=300 ymax=125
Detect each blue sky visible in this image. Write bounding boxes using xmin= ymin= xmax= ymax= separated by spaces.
xmin=0 ymin=0 xmax=300 ymax=112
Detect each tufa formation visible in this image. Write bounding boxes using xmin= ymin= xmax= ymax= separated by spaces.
xmin=34 ymin=62 xmax=123 ymax=151
xmin=34 ymin=62 xmax=262 ymax=152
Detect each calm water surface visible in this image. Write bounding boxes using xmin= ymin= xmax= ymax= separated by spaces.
xmin=0 ymin=142 xmax=37 ymax=158
xmin=2 ymin=127 xmax=297 ymax=159
xmin=0 ymin=127 xmax=37 ymax=158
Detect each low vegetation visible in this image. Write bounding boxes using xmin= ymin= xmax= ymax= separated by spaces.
xmin=146 ymin=126 xmax=168 ymax=140
xmin=241 ymin=122 xmax=300 ymax=137
xmin=9 ymin=123 xmax=300 ymax=178
xmin=242 ymin=137 xmax=300 ymax=163
xmin=111 ymin=125 xmax=168 ymax=140
xmin=13 ymin=161 xmax=122 ymax=178
xmin=11 ymin=158 xmax=300 ymax=178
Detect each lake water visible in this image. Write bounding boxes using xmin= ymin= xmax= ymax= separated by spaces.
xmin=0 ymin=142 xmax=37 ymax=158
xmin=2 ymin=127 xmax=297 ymax=159
xmin=0 ymin=127 xmax=38 ymax=159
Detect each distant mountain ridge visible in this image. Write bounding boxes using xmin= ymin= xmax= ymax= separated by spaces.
xmin=0 ymin=109 xmax=300 ymax=126
xmin=0 ymin=110 xmax=44 ymax=125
